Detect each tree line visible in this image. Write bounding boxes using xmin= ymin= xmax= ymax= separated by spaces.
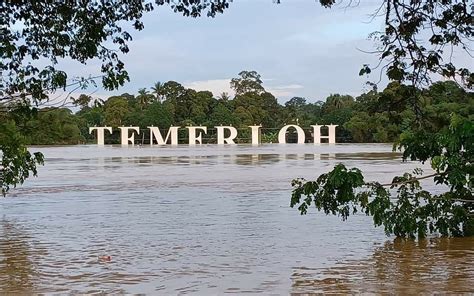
xmin=1 ymin=71 xmax=472 ymax=145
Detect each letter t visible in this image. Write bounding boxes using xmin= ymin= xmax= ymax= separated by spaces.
xmin=89 ymin=127 xmax=112 ymax=145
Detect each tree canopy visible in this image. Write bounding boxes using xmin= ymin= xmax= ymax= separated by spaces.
xmin=5 ymin=74 xmax=471 ymax=146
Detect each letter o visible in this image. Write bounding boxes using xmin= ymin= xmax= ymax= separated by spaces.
xmin=278 ymin=125 xmax=305 ymax=144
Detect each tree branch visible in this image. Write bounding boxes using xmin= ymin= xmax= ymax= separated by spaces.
xmin=377 ymin=172 xmax=440 ymax=187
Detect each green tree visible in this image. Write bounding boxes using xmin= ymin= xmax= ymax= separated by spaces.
xmin=207 ymin=101 xmax=237 ymax=127
xmin=323 ymin=94 xmax=354 ymax=112
xmin=76 ymin=104 xmax=105 ymax=141
xmin=103 ymin=97 xmax=129 ymax=127
xmin=354 ymin=89 xmax=379 ymax=114
xmin=141 ymin=102 xmax=173 ymax=128
xmin=230 ymin=70 xmax=265 ymax=96
xmin=137 ymin=88 xmax=153 ymax=110
xmin=284 ymin=97 xmax=309 ymax=125
xmin=230 ymin=71 xmax=282 ymax=128
xmin=25 ymin=108 xmax=83 ymax=145
xmin=233 ymin=92 xmax=281 ymax=128
xmin=174 ymin=89 xmax=214 ymax=125
xmin=218 ymin=92 xmax=231 ymax=101
xmin=71 ymin=94 xmax=92 ymax=110
xmin=151 ymin=81 xmax=165 ymax=103
xmin=0 ymin=115 xmax=43 ymax=195
xmin=344 ymin=112 xmax=373 ymax=142
xmin=160 ymin=81 xmax=187 ymax=123
xmin=161 ymin=81 xmax=187 ymax=102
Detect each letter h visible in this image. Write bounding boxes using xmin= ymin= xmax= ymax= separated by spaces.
xmin=311 ymin=125 xmax=337 ymax=144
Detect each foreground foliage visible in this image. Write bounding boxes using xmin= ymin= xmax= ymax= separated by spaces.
xmin=291 ymin=114 xmax=473 ymax=237
xmin=0 ymin=120 xmax=44 ymax=196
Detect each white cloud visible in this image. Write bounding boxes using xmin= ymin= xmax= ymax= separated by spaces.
xmin=267 ymin=84 xmax=304 ymax=98
xmin=184 ymin=79 xmax=304 ymax=99
xmin=184 ymin=79 xmax=234 ymax=97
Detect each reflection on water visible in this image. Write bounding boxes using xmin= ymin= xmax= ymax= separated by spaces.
xmin=0 ymin=144 xmax=472 ymax=294
xmin=0 ymin=220 xmax=39 ymax=293
xmin=291 ymin=237 xmax=474 ymax=295
xmin=99 ymin=152 xmax=401 ymax=167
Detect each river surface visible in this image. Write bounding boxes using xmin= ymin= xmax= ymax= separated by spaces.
xmin=0 ymin=144 xmax=473 ymax=294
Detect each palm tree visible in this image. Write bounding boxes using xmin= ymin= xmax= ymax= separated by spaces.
xmin=151 ymin=81 xmax=164 ymax=103
xmin=137 ymin=88 xmax=151 ymax=110
xmin=218 ymin=92 xmax=230 ymax=101
xmin=330 ymin=95 xmax=344 ymax=110
xmin=93 ymin=98 xmax=105 ymax=108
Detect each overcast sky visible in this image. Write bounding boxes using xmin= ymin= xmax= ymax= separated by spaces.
xmin=57 ymin=1 xmax=467 ymax=104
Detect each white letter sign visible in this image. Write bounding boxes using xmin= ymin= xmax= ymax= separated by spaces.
xmin=119 ymin=126 xmax=140 ymax=146
xmin=278 ymin=125 xmax=305 ymax=144
xmin=187 ymin=126 xmax=207 ymax=145
xmin=148 ymin=126 xmax=179 ymax=145
xmin=89 ymin=126 xmax=112 ymax=146
xmin=89 ymin=123 xmax=338 ymax=145
xmin=312 ymin=124 xmax=337 ymax=144
xmin=249 ymin=125 xmax=262 ymax=145
xmin=215 ymin=126 xmax=238 ymax=144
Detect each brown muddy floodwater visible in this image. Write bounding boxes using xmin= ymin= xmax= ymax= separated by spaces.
xmin=0 ymin=144 xmax=473 ymax=294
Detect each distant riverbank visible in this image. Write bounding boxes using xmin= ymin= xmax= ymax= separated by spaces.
xmin=3 ymin=80 xmax=471 ymax=146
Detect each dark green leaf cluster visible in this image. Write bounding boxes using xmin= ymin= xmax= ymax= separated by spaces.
xmin=291 ymin=113 xmax=473 ymax=238
xmin=290 ymin=164 xmax=365 ymax=219
xmin=344 ymin=81 xmax=473 ymax=143
xmin=365 ymin=1 xmax=473 ymax=88
xmin=275 ymin=1 xmax=473 ymax=88
xmin=156 ymin=0 xmax=233 ymax=17
xmin=1 ymin=1 xmax=232 ymax=104
xmin=0 ymin=120 xmax=44 ymax=196
xmin=398 ymin=114 xmax=473 ymax=199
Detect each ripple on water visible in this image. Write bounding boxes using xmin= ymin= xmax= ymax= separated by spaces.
xmin=0 ymin=145 xmax=472 ymax=294
xmin=290 ymin=237 xmax=474 ymax=294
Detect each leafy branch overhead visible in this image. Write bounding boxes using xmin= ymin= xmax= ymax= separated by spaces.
xmin=2 ymin=1 xmax=472 ymax=106
xmin=1 ymin=1 xmax=232 ymax=104
xmin=293 ymin=1 xmax=473 ymax=87
xmin=372 ymin=0 xmax=473 ymax=87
